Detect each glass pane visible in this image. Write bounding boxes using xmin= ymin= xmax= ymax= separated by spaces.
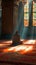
xmin=24 ymin=0 xmax=29 ymax=26
xmin=33 ymin=1 xmax=36 ymax=26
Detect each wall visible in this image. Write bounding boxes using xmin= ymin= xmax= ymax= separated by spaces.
xmin=1 ymin=0 xmax=14 ymax=39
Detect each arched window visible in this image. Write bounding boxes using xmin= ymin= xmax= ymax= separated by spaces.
xmin=24 ymin=0 xmax=36 ymax=27
xmin=24 ymin=0 xmax=33 ymax=27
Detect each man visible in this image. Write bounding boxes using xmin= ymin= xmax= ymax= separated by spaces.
xmin=12 ymin=31 xmax=20 ymax=46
